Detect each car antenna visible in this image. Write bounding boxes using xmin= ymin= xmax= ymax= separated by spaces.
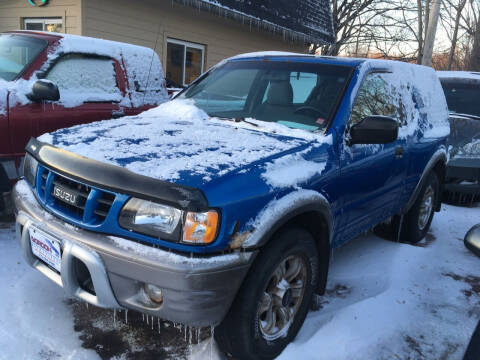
xmin=142 ymin=23 xmax=162 ymax=107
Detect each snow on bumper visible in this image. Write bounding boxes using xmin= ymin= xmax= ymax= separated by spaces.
xmin=13 ymin=181 xmax=257 ymax=326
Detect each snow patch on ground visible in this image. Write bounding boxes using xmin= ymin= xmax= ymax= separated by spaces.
xmin=0 ymin=224 xmax=99 ymax=360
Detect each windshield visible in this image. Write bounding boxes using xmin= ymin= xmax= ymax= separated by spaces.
xmin=0 ymin=34 xmax=47 ymax=81
xmin=179 ymin=60 xmax=353 ymax=131
xmin=441 ymin=80 xmax=480 ymax=118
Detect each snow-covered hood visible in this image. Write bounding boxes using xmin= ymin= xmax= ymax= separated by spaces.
xmin=38 ymin=100 xmax=330 ymax=189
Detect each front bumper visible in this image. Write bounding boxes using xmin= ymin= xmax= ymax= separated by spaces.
xmin=13 ymin=181 xmax=257 ymax=326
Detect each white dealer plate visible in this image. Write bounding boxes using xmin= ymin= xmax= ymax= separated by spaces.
xmin=29 ymin=226 xmax=62 ymax=272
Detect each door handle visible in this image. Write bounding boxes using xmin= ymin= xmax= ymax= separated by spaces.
xmin=395 ymin=146 xmax=404 ymax=159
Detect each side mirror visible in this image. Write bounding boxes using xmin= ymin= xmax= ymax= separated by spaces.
xmin=28 ymin=80 xmax=60 ymax=102
xmin=348 ymin=115 xmax=398 ymax=146
xmin=465 ymin=224 xmax=480 ymax=258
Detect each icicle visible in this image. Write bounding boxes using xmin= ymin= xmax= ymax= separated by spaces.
xmin=158 ymin=318 xmax=161 ymax=334
xmin=147 ymin=314 xmax=149 ymax=325
xmin=184 ymin=325 xmax=188 ymax=341
xmin=142 ymin=313 xmax=145 ymax=322
xmin=85 ymin=302 xmax=88 ymax=310
xmin=210 ymin=326 xmax=214 ymax=359
xmin=125 ymin=309 xmax=128 ymax=324
xmin=189 ymin=326 xmax=193 ymax=345
xmin=196 ymin=327 xmax=200 ymax=344
xmin=151 ymin=316 xmax=154 ymax=330
xmin=113 ymin=309 xmax=117 ymax=327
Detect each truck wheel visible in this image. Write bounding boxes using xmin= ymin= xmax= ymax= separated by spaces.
xmin=215 ymin=228 xmax=320 ymax=360
xmin=401 ymin=172 xmax=439 ymax=244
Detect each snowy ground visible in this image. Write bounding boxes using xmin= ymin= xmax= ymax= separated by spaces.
xmin=1 ymin=204 xmax=479 ymax=360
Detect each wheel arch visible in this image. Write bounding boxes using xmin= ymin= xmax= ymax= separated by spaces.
xmin=402 ymin=149 xmax=447 ymax=214
xmin=243 ymin=194 xmax=333 ymax=295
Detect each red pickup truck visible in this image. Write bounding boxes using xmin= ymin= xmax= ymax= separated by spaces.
xmin=0 ymin=31 xmax=169 ymax=214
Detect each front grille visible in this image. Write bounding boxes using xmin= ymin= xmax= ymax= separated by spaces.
xmin=36 ymin=165 xmax=116 ymax=225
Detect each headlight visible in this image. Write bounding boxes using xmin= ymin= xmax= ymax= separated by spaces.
xmin=23 ymin=153 xmax=38 ymax=187
xmin=119 ymin=198 xmax=183 ymax=240
xmin=183 ymin=210 xmax=219 ymax=244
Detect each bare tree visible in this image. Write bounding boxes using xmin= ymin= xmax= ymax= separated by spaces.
xmin=471 ymin=21 xmax=480 ymax=69
xmin=318 ymin=0 xmax=404 ymax=55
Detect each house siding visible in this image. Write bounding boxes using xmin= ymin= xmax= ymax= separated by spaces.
xmin=81 ymin=0 xmax=307 ymax=72
xmin=0 ymin=0 xmax=82 ymax=34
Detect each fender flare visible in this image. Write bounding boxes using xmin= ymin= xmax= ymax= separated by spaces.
xmin=401 ymin=149 xmax=447 ymax=215
xmin=242 ymin=189 xmax=333 ymax=249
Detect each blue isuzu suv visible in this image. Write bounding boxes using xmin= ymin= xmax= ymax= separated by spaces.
xmin=13 ymin=54 xmax=450 ymax=359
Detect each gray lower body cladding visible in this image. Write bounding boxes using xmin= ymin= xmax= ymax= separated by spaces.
xmin=13 ymin=182 xmax=257 ymax=326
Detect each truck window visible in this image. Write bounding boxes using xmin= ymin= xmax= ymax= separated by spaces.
xmin=0 ymin=34 xmax=47 ymax=81
xmin=45 ymin=54 xmax=122 ymax=104
xmin=191 ymin=68 xmax=259 ymax=112
xmin=350 ymin=72 xmax=401 ymax=125
xmin=289 ymin=72 xmax=317 ymax=103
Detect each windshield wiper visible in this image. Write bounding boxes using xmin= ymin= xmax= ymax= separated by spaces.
xmin=214 ymin=116 xmax=259 ymax=127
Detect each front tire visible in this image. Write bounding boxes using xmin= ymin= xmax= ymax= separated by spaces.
xmin=215 ymin=228 xmax=320 ymax=360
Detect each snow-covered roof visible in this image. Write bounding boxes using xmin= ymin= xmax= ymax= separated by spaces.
xmin=437 ymin=71 xmax=480 ymax=80
xmin=173 ymin=0 xmax=335 ymax=45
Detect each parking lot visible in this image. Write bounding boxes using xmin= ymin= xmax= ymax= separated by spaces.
xmin=1 ymin=203 xmax=479 ymax=360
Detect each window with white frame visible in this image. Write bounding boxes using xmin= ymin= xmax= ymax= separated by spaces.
xmin=166 ymin=39 xmax=205 ymax=87
xmin=24 ymin=18 xmax=62 ymax=33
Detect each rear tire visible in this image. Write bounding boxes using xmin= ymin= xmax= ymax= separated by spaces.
xmin=401 ymin=172 xmax=439 ymax=244
xmin=215 ymin=228 xmax=320 ymax=360
xmin=374 ymin=173 xmax=439 ymax=244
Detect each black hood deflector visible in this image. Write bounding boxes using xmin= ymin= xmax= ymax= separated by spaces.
xmin=26 ymin=138 xmax=209 ymax=211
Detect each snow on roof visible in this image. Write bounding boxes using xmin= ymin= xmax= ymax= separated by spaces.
xmin=437 ymin=71 xmax=480 ymax=80
xmin=173 ymin=0 xmax=335 ymax=45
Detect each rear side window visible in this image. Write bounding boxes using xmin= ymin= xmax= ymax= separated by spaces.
xmin=441 ymin=81 xmax=480 ymax=118
xmin=45 ymin=54 xmax=122 ymax=104
xmin=351 ymin=73 xmax=395 ymax=124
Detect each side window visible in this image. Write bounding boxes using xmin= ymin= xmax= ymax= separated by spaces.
xmin=290 ymin=72 xmax=317 ymax=103
xmin=350 ymin=73 xmax=401 ymax=126
xmin=45 ymin=54 xmax=122 ymax=104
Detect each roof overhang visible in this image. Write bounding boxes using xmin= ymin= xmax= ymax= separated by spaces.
xmin=173 ymin=0 xmax=335 ymax=45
